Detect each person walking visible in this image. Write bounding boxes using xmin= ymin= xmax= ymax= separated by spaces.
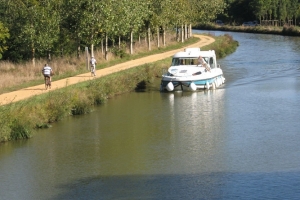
xmin=90 ymin=56 xmax=97 ymax=76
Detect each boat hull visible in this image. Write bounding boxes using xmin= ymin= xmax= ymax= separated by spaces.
xmin=160 ymin=74 xmax=225 ymax=91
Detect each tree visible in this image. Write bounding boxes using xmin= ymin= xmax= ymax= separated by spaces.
xmin=148 ymin=0 xmax=174 ymax=47
xmin=125 ymin=0 xmax=149 ymax=54
xmin=288 ymin=0 xmax=299 ymax=25
xmin=0 ymin=0 xmax=61 ymax=63
xmin=0 ymin=22 xmax=9 ymax=60
xmin=0 ymin=0 xmax=228 ymax=62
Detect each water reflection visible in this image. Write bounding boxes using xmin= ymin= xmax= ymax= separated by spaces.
xmin=160 ymin=90 xmax=226 ymax=174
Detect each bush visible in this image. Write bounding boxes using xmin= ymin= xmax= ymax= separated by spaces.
xmin=0 ymin=107 xmax=12 ymax=142
xmin=202 ymin=34 xmax=239 ymax=59
xmin=10 ymin=119 xmax=31 ymax=140
xmin=71 ymin=89 xmax=94 ymax=115
xmin=43 ymin=91 xmax=72 ymax=122
xmin=111 ymin=44 xmax=129 ymax=59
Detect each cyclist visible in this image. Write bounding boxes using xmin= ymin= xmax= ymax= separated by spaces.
xmin=42 ymin=63 xmax=53 ymax=82
xmin=90 ymin=56 xmax=97 ymax=76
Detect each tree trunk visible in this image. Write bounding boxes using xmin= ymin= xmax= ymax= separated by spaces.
xmin=130 ymin=30 xmax=133 ymax=54
xmin=163 ymin=26 xmax=166 ymax=46
xmin=176 ymin=25 xmax=179 ymax=41
xmin=119 ymin=36 xmax=121 ymax=49
xmin=105 ymin=34 xmax=108 ymax=60
xmin=157 ymin=26 xmax=160 ymax=48
xmin=101 ymin=39 xmax=104 ymax=55
xmin=77 ymin=45 xmax=80 ymax=58
xmin=186 ymin=24 xmax=189 ymax=38
xmin=48 ymin=51 xmax=51 ymax=62
xmin=77 ymin=38 xmax=81 ymax=58
xmin=91 ymin=44 xmax=94 ymax=57
xmin=181 ymin=24 xmax=184 ymax=43
xmin=185 ymin=24 xmax=187 ymax=40
xmin=148 ymin=27 xmax=151 ymax=51
xmin=32 ymin=47 xmax=35 ymax=67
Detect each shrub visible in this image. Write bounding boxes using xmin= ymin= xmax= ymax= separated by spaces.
xmin=70 ymin=89 xmax=94 ymax=115
xmin=10 ymin=119 xmax=31 ymax=140
xmin=110 ymin=43 xmax=129 ymax=59
xmin=0 ymin=107 xmax=12 ymax=142
xmin=43 ymin=91 xmax=72 ymax=122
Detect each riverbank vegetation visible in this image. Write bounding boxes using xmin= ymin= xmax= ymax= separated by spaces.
xmin=195 ymin=23 xmax=300 ymax=37
xmin=220 ymin=0 xmax=300 ymax=27
xmin=0 ymin=34 xmax=239 ymax=143
xmin=198 ymin=0 xmax=300 ymax=36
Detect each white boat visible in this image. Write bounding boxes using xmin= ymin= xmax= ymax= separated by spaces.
xmin=160 ymin=48 xmax=225 ymax=91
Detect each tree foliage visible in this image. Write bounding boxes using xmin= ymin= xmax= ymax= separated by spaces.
xmin=0 ymin=22 xmax=9 ymax=59
xmin=224 ymin=0 xmax=300 ymax=25
xmin=0 ymin=0 xmax=227 ymax=62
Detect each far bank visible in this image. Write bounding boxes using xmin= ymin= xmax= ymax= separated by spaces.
xmin=195 ymin=24 xmax=300 ymax=37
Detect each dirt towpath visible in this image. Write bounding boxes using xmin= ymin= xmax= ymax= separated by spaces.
xmin=0 ymin=35 xmax=215 ymax=105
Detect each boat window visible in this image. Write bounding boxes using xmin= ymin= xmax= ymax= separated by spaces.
xmin=186 ymin=58 xmax=198 ymax=65
xmin=209 ymin=58 xmax=214 ymax=68
xmin=203 ymin=57 xmax=209 ymax=63
xmin=172 ymin=58 xmax=181 ymax=66
xmin=172 ymin=58 xmax=199 ymax=66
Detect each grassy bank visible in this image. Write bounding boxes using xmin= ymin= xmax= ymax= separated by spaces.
xmin=0 ymin=34 xmax=239 ymax=143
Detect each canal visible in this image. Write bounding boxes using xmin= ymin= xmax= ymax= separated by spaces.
xmin=1 ymin=30 xmax=300 ymax=199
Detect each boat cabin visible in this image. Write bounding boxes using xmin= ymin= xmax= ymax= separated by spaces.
xmin=171 ymin=48 xmax=218 ymax=69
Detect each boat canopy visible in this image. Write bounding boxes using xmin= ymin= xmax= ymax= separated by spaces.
xmin=173 ymin=48 xmax=216 ymax=58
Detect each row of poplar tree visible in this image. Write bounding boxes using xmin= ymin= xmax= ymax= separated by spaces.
xmin=0 ymin=0 xmax=225 ymax=62
xmin=1 ymin=0 xmax=299 ymax=62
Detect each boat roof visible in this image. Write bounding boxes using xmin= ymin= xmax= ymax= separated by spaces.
xmin=173 ymin=48 xmax=216 ymax=58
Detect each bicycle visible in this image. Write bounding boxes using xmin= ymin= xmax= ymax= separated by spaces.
xmin=45 ymin=76 xmax=51 ymax=90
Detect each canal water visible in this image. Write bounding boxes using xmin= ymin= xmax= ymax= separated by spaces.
xmin=1 ymin=30 xmax=300 ymax=200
